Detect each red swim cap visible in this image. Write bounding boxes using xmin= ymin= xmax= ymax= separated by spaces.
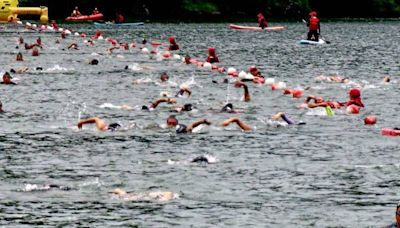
xmin=364 ymin=115 xmax=377 ymax=125
xmin=346 ymin=104 xmax=360 ymax=114
xmin=169 ymin=36 xmax=176 ymax=43
xmin=208 ymin=47 xmax=215 ymax=54
xmin=349 ymin=88 xmax=361 ymax=99
xmin=249 ymin=65 xmax=257 ymax=72
xmin=257 ymin=13 xmax=264 ymax=18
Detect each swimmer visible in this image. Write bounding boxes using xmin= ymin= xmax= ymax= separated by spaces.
xmin=160 ymin=72 xmax=169 ymax=82
xmin=24 ymin=43 xmax=41 ymax=50
xmin=191 ymin=155 xmax=216 ymax=164
xmin=172 ymin=103 xmax=194 ymax=112
xmin=0 ymin=101 xmax=4 ymax=113
xmin=10 ymin=67 xmax=28 ymax=74
xmin=1 ymin=72 xmax=17 ymax=85
xmin=384 ymin=201 xmax=400 ymax=228
xmin=112 ymin=188 xmax=176 ymax=202
xmin=315 ymin=75 xmax=349 ymax=83
xmin=36 ymin=37 xmax=42 ymax=46
xmin=382 ymin=76 xmax=391 ymax=83
xmin=184 ymin=54 xmax=191 ymax=64
xmin=32 ymin=47 xmax=39 ymax=56
xmin=304 ymin=95 xmax=343 ymax=109
xmin=16 ymin=52 xmax=23 ymax=61
xmin=77 ymin=117 xmax=121 ymax=132
xmin=248 ymin=65 xmax=265 ymax=84
xmin=168 ymin=36 xmax=179 ymax=51
xmin=165 ymin=115 xmax=211 ymax=133
xmin=234 ymin=81 xmax=251 ymax=102
xmin=68 ymin=43 xmax=78 ymax=50
xmin=346 ymin=88 xmax=364 ymax=107
xmin=142 ymin=97 xmax=177 ymax=111
xmin=271 ymin=112 xmax=306 ymax=125
xmin=206 ymin=47 xmax=219 ymax=63
xmin=220 ymin=117 xmax=252 ymax=131
xmin=175 ymin=86 xmax=192 ymax=97
xmin=88 ymin=59 xmax=99 ymax=65
xmin=18 ymin=36 xmax=24 ymax=45
xmin=219 ymin=103 xmax=242 ymax=113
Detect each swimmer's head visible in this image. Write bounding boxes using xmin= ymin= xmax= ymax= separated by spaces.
xmin=249 ymin=65 xmax=258 ymax=72
xmin=3 ymin=72 xmax=12 ymax=79
xmin=36 ymin=67 xmax=43 ymax=71
xmin=142 ymin=105 xmax=149 ymax=110
xmin=107 ymin=123 xmax=121 ymax=132
xmin=169 ymin=36 xmax=176 ymax=44
xmin=208 ymin=47 xmax=216 ymax=55
xmin=183 ymin=103 xmax=193 ymax=111
xmin=221 ymin=103 xmax=234 ymax=112
xmin=112 ymin=188 xmax=126 ymax=196
xmin=349 ymin=88 xmax=361 ymax=99
xmin=10 ymin=69 xmax=16 ymax=74
xmin=309 ymin=11 xmax=317 ymax=17
xmin=166 ymin=115 xmax=178 ymax=127
xmin=89 ymin=59 xmax=99 ymax=65
xmin=383 ymin=76 xmax=390 ymax=82
xmin=160 ymin=72 xmax=169 ymax=82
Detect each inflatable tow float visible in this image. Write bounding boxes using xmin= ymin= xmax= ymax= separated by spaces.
xmin=0 ymin=0 xmax=48 ymax=24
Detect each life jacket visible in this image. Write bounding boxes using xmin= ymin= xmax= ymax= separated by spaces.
xmin=309 ymin=17 xmax=319 ymax=30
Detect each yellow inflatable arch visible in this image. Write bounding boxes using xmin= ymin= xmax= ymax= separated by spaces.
xmin=0 ymin=0 xmax=48 ymax=24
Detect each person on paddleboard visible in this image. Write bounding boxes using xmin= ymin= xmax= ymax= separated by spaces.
xmin=257 ymin=13 xmax=268 ymax=29
xmin=307 ymin=11 xmax=320 ymax=41
xmin=71 ymin=6 xmax=82 ymax=17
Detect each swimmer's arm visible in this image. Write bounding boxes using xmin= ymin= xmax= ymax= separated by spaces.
xmin=305 ymin=96 xmax=316 ymax=103
xmin=151 ymin=98 xmax=176 ymax=108
xmin=220 ymin=117 xmax=252 ymax=131
xmin=77 ymin=117 xmax=107 ymax=131
xmin=187 ymin=119 xmax=211 ymax=132
xmin=273 ymin=112 xmax=295 ymax=125
xmin=307 ymin=102 xmax=327 ymax=108
xmin=235 ymin=81 xmax=251 ymax=102
xmin=181 ymin=88 xmax=192 ymax=97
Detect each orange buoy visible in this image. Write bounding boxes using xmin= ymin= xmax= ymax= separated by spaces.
xmin=364 ymin=115 xmax=377 ymax=125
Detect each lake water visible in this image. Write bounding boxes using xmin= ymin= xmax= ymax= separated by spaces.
xmin=0 ymin=21 xmax=399 ymax=227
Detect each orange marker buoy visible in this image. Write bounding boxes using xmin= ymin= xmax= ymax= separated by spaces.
xmin=364 ymin=115 xmax=377 ymax=125
xmin=292 ymin=89 xmax=303 ymax=98
xmin=346 ymin=104 xmax=360 ymax=114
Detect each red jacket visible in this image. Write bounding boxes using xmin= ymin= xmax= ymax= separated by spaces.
xmin=309 ymin=17 xmax=319 ymax=30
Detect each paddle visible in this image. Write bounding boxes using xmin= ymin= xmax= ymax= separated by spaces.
xmin=302 ymin=19 xmax=331 ymax=44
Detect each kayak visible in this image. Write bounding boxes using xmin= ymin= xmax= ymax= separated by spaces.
xmin=229 ymin=24 xmax=285 ymax=31
xmin=66 ymin=13 xmax=104 ymax=22
xmin=94 ymin=22 xmax=144 ymax=27
xmin=299 ymin=39 xmax=326 ymax=45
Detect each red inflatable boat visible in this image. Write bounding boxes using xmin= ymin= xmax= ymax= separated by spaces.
xmin=229 ymin=24 xmax=285 ymax=31
xmin=66 ymin=13 xmax=104 ymax=22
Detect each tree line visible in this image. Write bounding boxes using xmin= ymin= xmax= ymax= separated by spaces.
xmin=19 ymin=0 xmax=400 ymax=21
